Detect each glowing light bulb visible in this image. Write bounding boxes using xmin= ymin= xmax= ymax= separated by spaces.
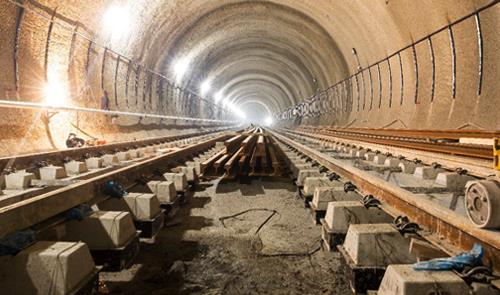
xmin=102 ymin=5 xmax=131 ymax=40
xmin=43 ymin=81 xmax=68 ymax=107
xmin=214 ymin=91 xmax=224 ymax=103
xmin=200 ymin=80 xmax=211 ymax=96
xmin=172 ymin=57 xmax=190 ymax=83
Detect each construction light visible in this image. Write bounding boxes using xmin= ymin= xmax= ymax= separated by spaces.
xmin=264 ymin=116 xmax=274 ymax=126
xmin=102 ymin=5 xmax=131 ymax=39
xmin=43 ymin=81 xmax=68 ymax=107
xmin=200 ymin=80 xmax=211 ymax=96
xmin=173 ymin=57 xmax=190 ymax=83
xmin=214 ymin=91 xmax=224 ymax=104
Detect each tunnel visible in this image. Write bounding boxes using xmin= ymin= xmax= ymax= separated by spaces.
xmin=0 ymin=1 xmax=499 ymax=294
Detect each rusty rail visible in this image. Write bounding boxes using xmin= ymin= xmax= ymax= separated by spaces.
xmin=291 ymin=127 xmax=493 ymax=160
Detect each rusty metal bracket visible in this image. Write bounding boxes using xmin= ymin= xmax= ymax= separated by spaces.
xmin=411 ymin=44 xmax=419 ymax=104
xmin=397 ymin=52 xmax=404 ymax=105
xmin=114 ymin=54 xmax=120 ymax=108
xmin=387 ymin=57 xmax=393 ymax=108
xmin=428 ymin=37 xmax=436 ymax=102
xmin=67 ymin=25 xmax=78 ymax=75
xmin=101 ymin=47 xmax=109 ymax=92
xmin=475 ymin=13 xmax=483 ymax=96
xmin=368 ymin=66 xmax=374 ymax=110
xmin=13 ymin=3 xmax=24 ymax=93
xmin=85 ymin=40 xmax=93 ymax=75
xmin=448 ymin=25 xmax=457 ymax=99
xmin=125 ymin=60 xmax=132 ymax=108
xmin=494 ymin=139 xmax=500 ymax=171
xmin=377 ymin=63 xmax=382 ymax=109
xmin=44 ymin=7 xmax=58 ymax=82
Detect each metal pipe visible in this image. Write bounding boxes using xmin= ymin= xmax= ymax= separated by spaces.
xmin=0 ymin=99 xmax=234 ymax=123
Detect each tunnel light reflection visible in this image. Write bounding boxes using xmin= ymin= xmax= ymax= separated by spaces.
xmin=264 ymin=116 xmax=274 ymax=126
xmin=103 ymin=5 xmax=131 ymax=40
xmin=224 ymin=101 xmax=246 ymax=120
xmin=200 ymin=80 xmax=211 ymax=96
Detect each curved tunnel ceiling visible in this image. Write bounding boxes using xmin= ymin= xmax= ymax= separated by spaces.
xmin=146 ymin=1 xmax=349 ymax=119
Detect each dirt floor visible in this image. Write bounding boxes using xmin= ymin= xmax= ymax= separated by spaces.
xmin=100 ymin=176 xmax=351 ymax=294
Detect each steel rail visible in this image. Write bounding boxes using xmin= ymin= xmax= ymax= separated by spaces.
xmin=293 ymin=128 xmax=492 ymax=160
xmin=270 ymin=130 xmax=500 ymax=272
xmin=300 ymin=125 xmax=500 ymax=140
xmin=0 ymin=133 xmax=232 ymax=238
xmin=0 ymin=127 xmax=233 ymax=173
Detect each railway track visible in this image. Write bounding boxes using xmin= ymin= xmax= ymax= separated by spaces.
xmin=1 ymin=125 xmax=499 ymax=294
xmin=0 ymin=128 xmax=237 ymax=293
xmin=270 ymin=128 xmax=500 ymax=293
xmin=292 ymin=127 xmax=495 ymax=160
xmin=270 ymin=129 xmax=500 ymax=267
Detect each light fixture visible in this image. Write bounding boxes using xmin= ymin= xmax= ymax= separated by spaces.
xmin=214 ymin=91 xmax=223 ymax=103
xmin=102 ymin=5 xmax=131 ymax=40
xmin=200 ymin=80 xmax=211 ymax=96
xmin=172 ymin=57 xmax=190 ymax=83
xmin=264 ymin=116 xmax=274 ymax=126
xmin=43 ymin=81 xmax=68 ymax=107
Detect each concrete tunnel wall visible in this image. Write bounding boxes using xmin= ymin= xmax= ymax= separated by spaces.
xmin=0 ymin=0 xmax=498 ymax=157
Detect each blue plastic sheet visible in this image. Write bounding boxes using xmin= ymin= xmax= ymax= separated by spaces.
xmin=414 ymin=243 xmax=484 ymax=271
xmin=0 ymin=229 xmax=36 ymax=256
xmin=65 ymin=204 xmax=93 ymax=221
xmin=103 ymin=181 xmax=128 ymax=198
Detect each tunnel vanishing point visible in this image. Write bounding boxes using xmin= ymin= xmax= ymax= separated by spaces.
xmin=0 ymin=1 xmax=499 ymax=295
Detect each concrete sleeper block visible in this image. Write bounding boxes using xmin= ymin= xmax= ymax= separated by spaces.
xmin=384 ymin=157 xmax=400 ymax=167
xmin=324 ymin=201 xmax=391 ymax=233
xmin=296 ymin=169 xmax=322 ymax=186
xmin=364 ymin=152 xmax=376 ymax=161
xmin=63 ymin=211 xmax=136 ymax=249
xmin=39 ymin=166 xmax=67 ymax=180
xmin=64 ymin=161 xmax=88 ymax=175
xmin=303 ymin=177 xmax=336 ymax=196
xmin=163 ymin=172 xmax=188 ymax=192
xmin=343 ymin=223 xmax=415 ymax=267
xmin=373 ymin=155 xmax=387 ymax=165
xmin=414 ymin=166 xmax=445 ymax=180
xmin=435 ymin=172 xmax=475 ymax=190
xmin=0 ymin=241 xmax=95 ymax=295
xmin=399 ymin=161 xmax=419 ymax=174
xmin=97 ymin=193 xmax=161 ymax=220
xmin=5 ymin=170 xmax=35 ymax=189
xmin=313 ymin=187 xmax=360 ymax=211
xmin=378 ymin=264 xmax=469 ymax=295
xmin=85 ymin=157 xmax=103 ymax=169
xmin=102 ymin=154 xmax=119 ymax=166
